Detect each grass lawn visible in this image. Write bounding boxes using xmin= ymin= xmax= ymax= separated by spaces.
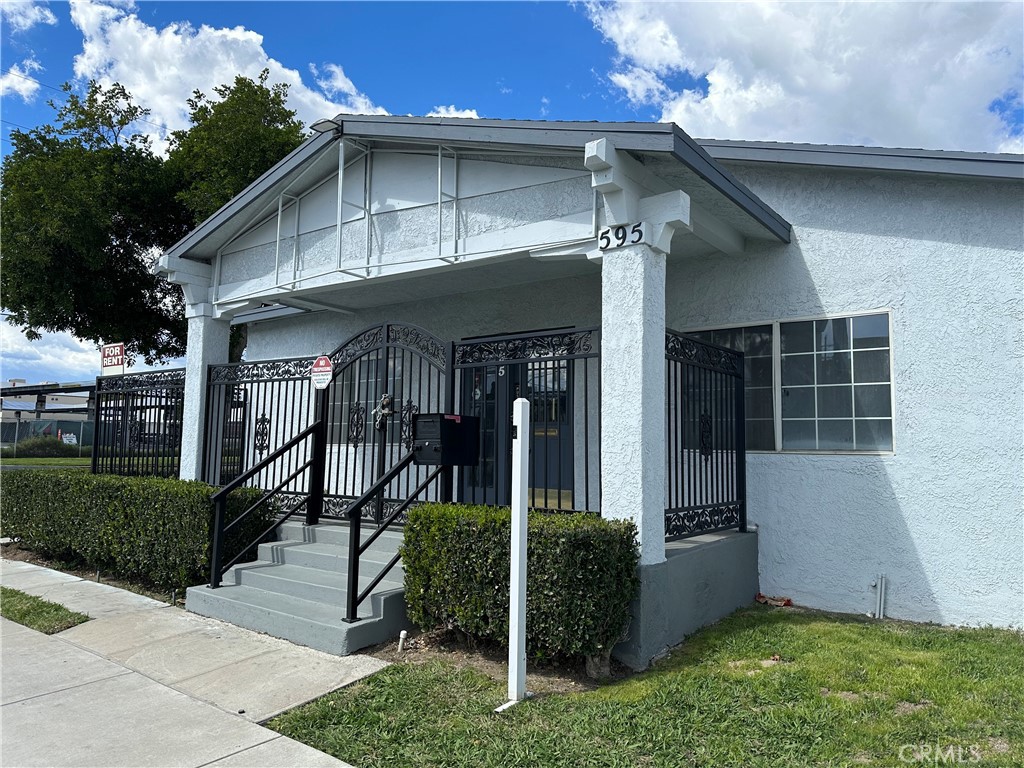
xmin=0 ymin=586 xmax=90 ymax=634
xmin=0 ymin=457 xmax=91 ymax=467
xmin=270 ymin=606 xmax=1024 ymax=767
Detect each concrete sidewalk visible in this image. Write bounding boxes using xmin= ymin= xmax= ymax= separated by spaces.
xmin=1 ymin=559 xmax=387 ymax=767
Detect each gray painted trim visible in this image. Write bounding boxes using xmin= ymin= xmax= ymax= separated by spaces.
xmin=671 ymin=129 xmax=792 ymax=242
xmin=700 ymin=139 xmax=1024 ymax=180
xmin=164 ymin=130 xmax=337 ymax=261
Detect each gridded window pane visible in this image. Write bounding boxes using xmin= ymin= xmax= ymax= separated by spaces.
xmin=853 ymin=349 xmax=890 ymax=383
xmin=815 ymin=318 xmax=851 ymax=352
xmin=855 ymin=419 xmax=893 ymax=451
xmin=745 ymin=326 xmax=773 ymax=356
xmin=818 ymin=419 xmax=854 ymax=450
xmin=714 ymin=328 xmax=742 ymax=351
xmin=781 ymin=321 xmax=814 ymax=354
xmin=854 ymin=384 xmax=891 ymax=418
xmin=746 ymin=356 xmax=773 ymax=387
xmin=782 ymin=387 xmax=815 ymax=418
xmin=817 ymin=385 xmax=853 ymax=418
xmin=782 ymin=355 xmax=814 ymax=386
xmin=816 ymin=352 xmax=852 ymax=385
xmin=746 ymin=388 xmax=774 ymax=419
xmin=747 ymin=420 xmax=774 ymax=451
xmin=782 ymin=420 xmax=816 ymax=449
xmin=853 ymin=314 xmax=890 ymax=349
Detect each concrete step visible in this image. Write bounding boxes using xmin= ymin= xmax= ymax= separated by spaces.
xmin=256 ymin=540 xmax=403 ymax=572
xmin=277 ymin=520 xmax=405 ymax=550
xmin=185 ymin=521 xmax=410 ymax=657
xmin=186 ymin=582 xmax=412 ymax=657
xmin=229 ymin=561 xmax=405 ymax=604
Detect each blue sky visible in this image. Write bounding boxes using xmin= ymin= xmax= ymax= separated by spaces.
xmin=1 ymin=0 xmax=1022 ymax=383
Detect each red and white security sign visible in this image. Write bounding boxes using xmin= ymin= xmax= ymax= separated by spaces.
xmin=310 ymin=356 xmax=333 ymax=390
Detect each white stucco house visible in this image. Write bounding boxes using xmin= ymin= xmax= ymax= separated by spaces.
xmin=151 ymin=116 xmax=1023 ymax=664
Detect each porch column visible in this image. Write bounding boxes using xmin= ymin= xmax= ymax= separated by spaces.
xmin=179 ymin=304 xmax=230 ymax=481
xmin=600 ymin=243 xmax=667 ymax=565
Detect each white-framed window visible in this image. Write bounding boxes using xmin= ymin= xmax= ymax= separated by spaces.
xmin=687 ymin=310 xmax=894 ymax=454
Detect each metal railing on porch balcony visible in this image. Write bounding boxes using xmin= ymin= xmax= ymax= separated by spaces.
xmin=665 ymin=330 xmax=747 ymax=539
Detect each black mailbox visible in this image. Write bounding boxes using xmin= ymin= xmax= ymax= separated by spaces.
xmin=412 ymin=414 xmax=480 ymax=466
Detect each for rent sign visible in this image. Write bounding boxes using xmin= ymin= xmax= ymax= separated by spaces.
xmin=101 ymin=342 xmax=125 ymax=375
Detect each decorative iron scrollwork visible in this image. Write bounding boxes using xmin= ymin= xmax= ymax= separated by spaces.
xmin=699 ymin=411 xmax=712 ymax=462
xmin=97 ymin=368 xmax=186 ymax=392
xmin=254 ymin=414 xmax=271 ymax=456
xmin=209 ymin=358 xmax=317 ymax=384
xmin=329 ymin=326 xmax=385 ymax=368
xmin=455 ymin=329 xmax=596 ymax=365
xmin=347 ymin=404 xmax=366 ymax=445
xmin=387 ymin=324 xmax=447 ymax=367
xmin=400 ymin=398 xmax=419 ymax=450
xmin=665 ymin=504 xmax=741 ymax=539
xmin=665 ymin=331 xmax=742 ymax=377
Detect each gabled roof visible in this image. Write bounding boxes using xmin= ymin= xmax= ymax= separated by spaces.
xmin=163 ymin=117 xmax=792 ymax=262
xmin=700 ymin=139 xmax=1024 ymax=179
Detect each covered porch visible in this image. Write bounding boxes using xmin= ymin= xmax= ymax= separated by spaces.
xmin=152 ymin=117 xmax=790 ymax=665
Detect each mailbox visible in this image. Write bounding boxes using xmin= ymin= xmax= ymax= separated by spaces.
xmin=412 ymin=414 xmax=480 ymax=466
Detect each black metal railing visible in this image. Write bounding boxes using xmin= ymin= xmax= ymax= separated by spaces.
xmin=664 ymin=330 xmax=747 ymax=539
xmin=337 ymin=450 xmax=442 ymax=622
xmin=93 ymin=369 xmax=186 ymax=477
xmin=208 ymin=388 xmax=330 ymax=588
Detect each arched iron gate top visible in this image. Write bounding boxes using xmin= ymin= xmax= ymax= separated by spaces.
xmin=328 ymin=322 xmax=447 ymax=376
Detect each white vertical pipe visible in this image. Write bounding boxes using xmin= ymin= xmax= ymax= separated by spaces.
xmin=336 ymin=139 xmax=345 ymax=269
xmin=508 ymin=396 xmax=530 ymax=703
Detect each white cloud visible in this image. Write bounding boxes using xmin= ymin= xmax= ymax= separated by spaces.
xmin=1 ymin=1 xmax=58 ymax=33
xmin=426 ymin=105 xmax=479 ymax=119
xmin=589 ymin=1 xmax=1024 ymax=153
xmin=67 ymin=0 xmax=388 ymax=150
xmin=0 ymin=58 xmax=43 ymax=102
xmin=1 ymin=322 xmax=99 ymax=383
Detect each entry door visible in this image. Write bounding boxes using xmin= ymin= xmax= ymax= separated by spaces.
xmin=458 ymin=360 xmax=573 ymax=508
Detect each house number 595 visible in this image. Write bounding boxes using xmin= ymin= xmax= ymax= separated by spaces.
xmin=597 ymin=223 xmax=645 ymax=251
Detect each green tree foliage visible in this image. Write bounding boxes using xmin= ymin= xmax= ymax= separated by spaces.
xmin=1 ymin=82 xmax=192 ymax=362
xmin=167 ymin=69 xmax=304 ymax=224
xmin=1 ymin=73 xmax=306 ymax=363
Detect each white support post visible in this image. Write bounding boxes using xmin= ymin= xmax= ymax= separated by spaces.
xmin=178 ymin=306 xmax=231 ymax=481
xmin=498 ymin=396 xmax=530 ymax=711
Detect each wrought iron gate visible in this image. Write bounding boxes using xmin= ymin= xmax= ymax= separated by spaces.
xmin=454 ymin=327 xmax=600 ymax=512
xmin=93 ymin=369 xmax=186 ymax=477
xmin=202 ymin=323 xmax=448 ymax=520
xmin=665 ymin=330 xmax=746 ymax=539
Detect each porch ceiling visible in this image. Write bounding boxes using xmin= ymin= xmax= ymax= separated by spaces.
xmin=264 ymin=247 xmax=602 ymax=315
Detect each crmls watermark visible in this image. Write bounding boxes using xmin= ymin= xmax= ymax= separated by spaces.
xmin=898 ymin=744 xmax=982 ymax=763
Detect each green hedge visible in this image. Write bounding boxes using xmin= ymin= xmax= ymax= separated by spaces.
xmin=402 ymin=504 xmax=640 ymax=662
xmin=2 ymin=437 xmax=91 ymax=458
xmin=0 ymin=471 xmax=269 ymax=590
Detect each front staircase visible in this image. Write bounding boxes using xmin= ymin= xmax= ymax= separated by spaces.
xmin=186 ymin=520 xmax=412 ymax=655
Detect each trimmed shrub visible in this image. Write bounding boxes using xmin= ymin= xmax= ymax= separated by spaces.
xmin=0 ymin=471 xmax=268 ymax=590
xmin=402 ymin=504 xmax=639 ymax=664
xmin=2 ymin=436 xmax=91 ymax=458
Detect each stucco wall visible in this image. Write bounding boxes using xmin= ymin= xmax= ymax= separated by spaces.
xmin=666 ymin=164 xmax=1024 ymax=628
xmin=244 ymin=162 xmax=1023 ymax=629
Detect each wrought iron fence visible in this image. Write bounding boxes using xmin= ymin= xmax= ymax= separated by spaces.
xmin=665 ymin=330 xmax=746 ymax=539
xmin=454 ymin=327 xmax=600 ymax=512
xmin=92 ymin=369 xmax=186 ymax=477
xmin=203 ymin=323 xmax=449 ymax=522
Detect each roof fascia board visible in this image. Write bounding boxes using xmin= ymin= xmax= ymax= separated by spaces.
xmin=164 ymin=130 xmax=337 ymax=261
xmin=671 ymin=128 xmax=792 ymax=243
xmin=700 ymin=140 xmax=1024 ymax=180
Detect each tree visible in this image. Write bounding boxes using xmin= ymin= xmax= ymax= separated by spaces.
xmin=1 ymin=73 xmax=306 ymax=363
xmin=1 ymin=82 xmax=192 ymax=363
xmin=167 ymin=69 xmax=304 ymax=224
